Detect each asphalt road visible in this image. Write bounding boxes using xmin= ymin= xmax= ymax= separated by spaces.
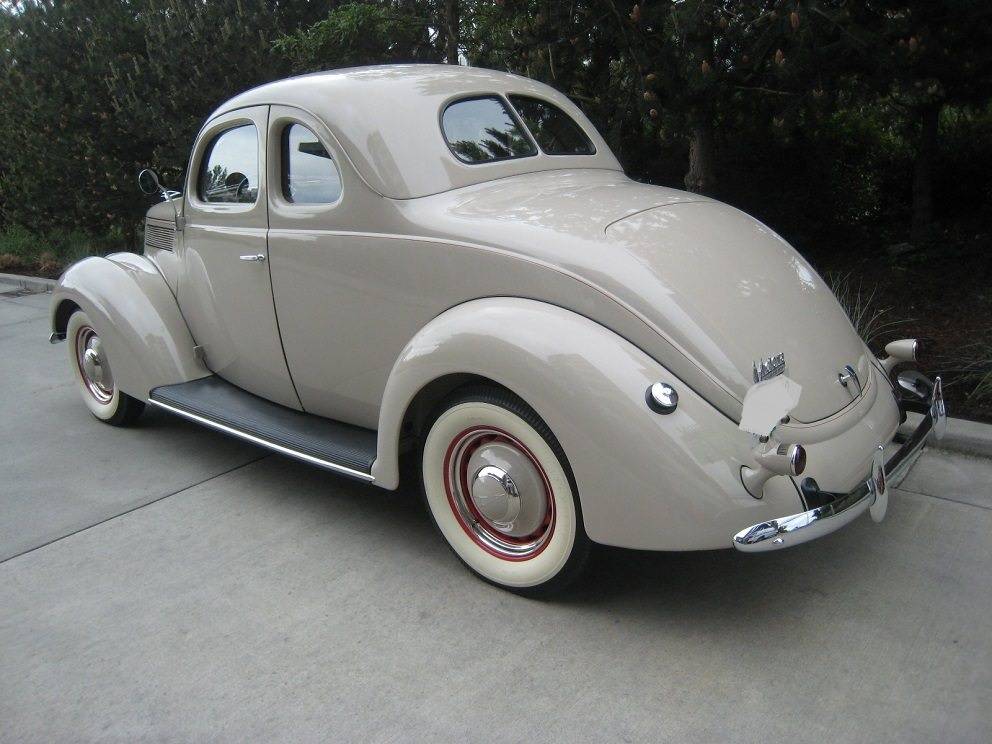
xmin=2 ymin=280 xmax=991 ymax=743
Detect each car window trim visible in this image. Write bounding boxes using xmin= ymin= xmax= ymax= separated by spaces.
xmin=506 ymin=94 xmax=598 ymax=157
xmin=196 ymin=122 xmax=261 ymax=206
xmin=439 ymin=94 xmax=539 ymax=166
xmin=279 ymin=121 xmax=344 ymax=207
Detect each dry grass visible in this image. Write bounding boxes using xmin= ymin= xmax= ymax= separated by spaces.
xmin=0 ymin=253 xmax=22 ymax=272
xmin=826 ymin=271 xmax=909 ymax=348
xmin=945 ymin=341 xmax=992 ymax=404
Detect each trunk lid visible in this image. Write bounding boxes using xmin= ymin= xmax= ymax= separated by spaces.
xmin=604 ymin=201 xmax=868 ymax=422
xmin=425 ymin=171 xmax=868 ymax=423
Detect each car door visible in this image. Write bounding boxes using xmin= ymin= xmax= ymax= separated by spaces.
xmin=179 ymin=105 xmax=301 ymax=410
xmin=265 ymin=106 xmax=368 ymax=422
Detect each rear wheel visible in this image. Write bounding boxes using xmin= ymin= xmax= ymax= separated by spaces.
xmin=421 ymin=386 xmax=590 ymax=595
xmin=66 ymin=310 xmax=144 ymax=426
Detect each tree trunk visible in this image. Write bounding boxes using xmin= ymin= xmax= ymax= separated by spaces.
xmin=910 ymin=103 xmax=940 ymax=246
xmin=684 ymin=118 xmax=716 ymax=194
xmin=444 ymin=0 xmax=459 ymax=65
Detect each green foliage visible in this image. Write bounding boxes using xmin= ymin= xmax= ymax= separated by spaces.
xmin=0 ymin=0 xmax=325 ymax=239
xmin=0 ymin=223 xmax=121 ymax=276
xmin=273 ymin=2 xmax=437 ymax=71
xmin=0 ymin=1 xmax=148 ymax=238
xmin=0 ymin=0 xmax=990 ymax=269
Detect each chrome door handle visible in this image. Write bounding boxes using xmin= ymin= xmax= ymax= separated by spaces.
xmin=239 ymin=254 xmax=266 ymax=262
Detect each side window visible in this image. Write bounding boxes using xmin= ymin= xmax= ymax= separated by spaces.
xmin=198 ymin=124 xmax=259 ymax=204
xmin=282 ymin=124 xmax=342 ymax=204
xmin=507 ymin=95 xmax=596 ymax=156
xmin=441 ymin=96 xmax=536 ymax=164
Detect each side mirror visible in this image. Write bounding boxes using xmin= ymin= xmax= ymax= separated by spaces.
xmin=138 ymin=168 xmax=163 ymax=195
xmin=138 ymin=168 xmax=184 ymax=231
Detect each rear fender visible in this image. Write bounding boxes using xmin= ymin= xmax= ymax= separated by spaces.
xmin=50 ymin=253 xmax=208 ymax=400
xmin=373 ymin=298 xmax=802 ymax=551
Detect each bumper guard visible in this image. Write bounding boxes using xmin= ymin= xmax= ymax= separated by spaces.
xmin=732 ymin=374 xmax=945 ymax=553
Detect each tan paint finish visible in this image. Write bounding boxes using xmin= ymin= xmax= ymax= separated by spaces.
xmin=373 ymin=299 xmax=901 ymax=549
xmin=179 ymin=106 xmax=301 ymax=410
xmin=374 ymin=298 xmax=821 ymax=550
xmin=604 ymin=201 xmax=867 ymax=422
xmin=217 ymin=65 xmax=622 ymax=199
xmin=263 ymin=108 xmax=714 ymax=429
xmin=208 ymin=68 xmax=873 ymax=431
xmin=143 ymin=199 xmax=183 ymax=295
xmin=50 ymin=254 xmax=209 ymax=400
xmin=53 ymin=66 xmax=914 ymax=551
xmin=796 ymin=364 xmax=900 ymax=495
xmin=269 ymin=227 xmax=699 ymax=429
xmin=396 ymin=171 xmax=870 ymax=424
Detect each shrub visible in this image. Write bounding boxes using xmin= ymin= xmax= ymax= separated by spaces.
xmin=0 ymin=225 xmax=125 ymax=276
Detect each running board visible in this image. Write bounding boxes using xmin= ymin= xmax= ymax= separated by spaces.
xmin=149 ymin=376 xmax=376 ymax=482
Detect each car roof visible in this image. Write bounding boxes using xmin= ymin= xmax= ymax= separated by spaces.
xmin=210 ymin=64 xmax=623 ymax=200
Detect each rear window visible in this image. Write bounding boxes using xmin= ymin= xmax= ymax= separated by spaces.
xmin=508 ymin=95 xmax=595 ymax=156
xmin=441 ymin=96 xmax=537 ymax=164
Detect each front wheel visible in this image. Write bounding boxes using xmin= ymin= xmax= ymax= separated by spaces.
xmin=66 ymin=310 xmax=144 ymax=426
xmin=421 ymin=386 xmax=591 ymax=595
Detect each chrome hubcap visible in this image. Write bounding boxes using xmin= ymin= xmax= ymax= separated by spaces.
xmin=75 ymin=327 xmax=113 ymax=404
xmin=444 ymin=426 xmax=555 ymax=560
xmin=471 ymin=465 xmax=521 ymax=526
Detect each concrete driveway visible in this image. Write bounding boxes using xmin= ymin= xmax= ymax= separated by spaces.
xmin=2 ymin=279 xmax=990 ymax=743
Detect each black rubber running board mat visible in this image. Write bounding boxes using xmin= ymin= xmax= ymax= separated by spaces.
xmin=150 ymin=376 xmax=376 ymax=475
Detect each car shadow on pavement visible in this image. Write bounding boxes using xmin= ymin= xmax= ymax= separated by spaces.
xmin=277 ymin=454 xmax=879 ymax=628
xmin=144 ymin=420 xmax=915 ymax=636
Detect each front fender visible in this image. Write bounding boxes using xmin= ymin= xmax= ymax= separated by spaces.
xmin=51 ymin=253 xmax=208 ymax=400
xmin=373 ymin=298 xmax=802 ymax=551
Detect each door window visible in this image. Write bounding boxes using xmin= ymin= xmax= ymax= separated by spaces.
xmin=281 ymin=124 xmax=342 ymax=204
xmin=198 ymin=124 xmax=259 ymax=204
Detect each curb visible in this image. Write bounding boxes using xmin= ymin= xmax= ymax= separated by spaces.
xmin=902 ymin=413 xmax=992 ymax=460
xmin=933 ymin=417 xmax=992 ymax=459
xmin=0 ymin=272 xmax=56 ymax=293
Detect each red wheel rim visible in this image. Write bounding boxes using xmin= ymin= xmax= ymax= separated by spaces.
xmin=442 ymin=425 xmax=556 ymax=561
xmin=74 ymin=325 xmax=113 ymax=404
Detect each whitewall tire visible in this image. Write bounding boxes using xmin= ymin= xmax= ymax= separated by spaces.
xmin=422 ymin=386 xmax=590 ymax=594
xmin=66 ymin=310 xmax=144 ymax=426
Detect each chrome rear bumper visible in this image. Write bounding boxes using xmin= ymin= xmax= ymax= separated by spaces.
xmin=732 ymin=375 xmax=945 ymax=553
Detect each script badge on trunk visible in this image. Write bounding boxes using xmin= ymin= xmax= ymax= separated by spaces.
xmin=752 ymin=353 xmax=786 ymax=383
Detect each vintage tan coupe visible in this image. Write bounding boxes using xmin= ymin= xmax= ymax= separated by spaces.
xmin=49 ymin=65 xmax=946 ymax=593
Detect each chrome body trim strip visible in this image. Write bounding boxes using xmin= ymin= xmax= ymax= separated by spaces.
xmin=732 ymin=374 xmax=943 ymax=553
xmin=147 ymin=398 xmax=376 ymax=482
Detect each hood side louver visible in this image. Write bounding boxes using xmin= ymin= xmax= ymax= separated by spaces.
xmin=144 ymin=221 xmax=176 ymax=252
